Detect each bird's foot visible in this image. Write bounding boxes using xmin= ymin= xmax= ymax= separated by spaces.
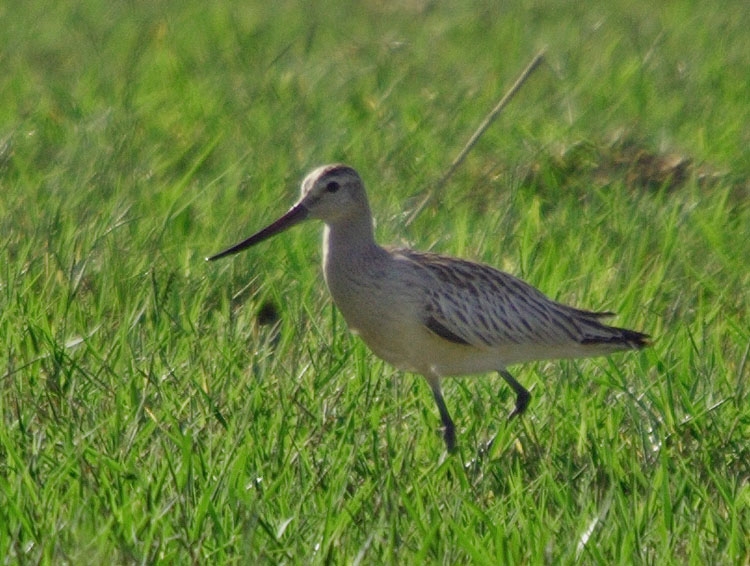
xmin=508 ymin=389 xmax=531 ymax=420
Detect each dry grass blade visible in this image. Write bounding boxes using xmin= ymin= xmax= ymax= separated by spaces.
xmin=405 ymin=49 xmax=546 ymax=226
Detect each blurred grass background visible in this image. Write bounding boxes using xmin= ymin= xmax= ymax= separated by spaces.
xmin=1 ymin=1 xmax=748 ymax=563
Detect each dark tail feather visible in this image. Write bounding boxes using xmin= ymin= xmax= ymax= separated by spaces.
xmin=568 ymin=305 xmax=651 ymax=350
xmin=581 ymin=325 xmax=651 ymax=350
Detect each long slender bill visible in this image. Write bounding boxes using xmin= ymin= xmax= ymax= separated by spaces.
xmin=206 ymin=204 xmax=309 ymax=261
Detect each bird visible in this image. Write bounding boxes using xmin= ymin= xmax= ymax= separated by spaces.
xmin=208 ymin=164 xmax=650 ymax=452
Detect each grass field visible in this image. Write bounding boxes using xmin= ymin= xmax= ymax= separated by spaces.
xmin=1 ymin=1 xmax=749 ymax=563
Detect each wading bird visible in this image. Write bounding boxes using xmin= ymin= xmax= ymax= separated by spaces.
xmin=208 ymin=164 xmax=649 ymax=452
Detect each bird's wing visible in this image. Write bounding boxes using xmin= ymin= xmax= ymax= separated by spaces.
xmin=396 ymin=250 xmax=603 ymax=348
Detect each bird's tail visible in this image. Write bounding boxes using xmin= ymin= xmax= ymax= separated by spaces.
xmin=580 ymin=325 xmax=651 ymax=350
xmin=565 ymin=307 xmax=650 ymax=350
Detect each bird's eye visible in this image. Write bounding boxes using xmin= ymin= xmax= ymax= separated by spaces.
xmin=325 ymin=181 xmax=340 ymax=193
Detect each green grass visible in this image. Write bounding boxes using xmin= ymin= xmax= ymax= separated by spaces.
xmin=1 ymin=0 xmax=749 ymax=563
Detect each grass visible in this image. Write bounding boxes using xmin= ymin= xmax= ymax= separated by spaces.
xmin=1 ymin=0 xmax=749 ymax=563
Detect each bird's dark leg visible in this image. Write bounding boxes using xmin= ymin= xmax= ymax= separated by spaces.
xmin=429 ymin=380 xmax=456 ymax=453
xmin=499 ymin=369 xmax=531 ymax=419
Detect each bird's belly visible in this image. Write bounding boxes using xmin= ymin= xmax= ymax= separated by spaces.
xmin=342 ymin=308 xmax=502 ymax=377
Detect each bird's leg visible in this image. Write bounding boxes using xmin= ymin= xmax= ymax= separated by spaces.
xmin=499 ymin=369 xmax=531 ymax=419
xmin=429 ymin=379 xmax=456 ymax=453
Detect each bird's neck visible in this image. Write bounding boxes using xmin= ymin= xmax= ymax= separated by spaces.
xmin=322 ymin=213 xmax=387 ymax=280
xmin=323 ymin=213 xmax=377 ymax=253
